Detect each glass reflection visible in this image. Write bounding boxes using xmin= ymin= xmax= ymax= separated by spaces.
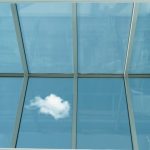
xmin=0 ymin=4 xmax=23 ymax=73
xmin=129 ymin=78 xmax=150 ymax=150
xmin=78 ymin=3 xmax=132 ymax=73
xmin=77 ymin=78 xmax=132 ymax=149
xmin=0 ymin=78 xmax=23 ymax=147
xmin=129 ymin=4 xmax=150 ymax=73
xmin=18 ymin=3 xmax=73 ymax=73
xmin=17 ymin=78 xmax=73 ymax=148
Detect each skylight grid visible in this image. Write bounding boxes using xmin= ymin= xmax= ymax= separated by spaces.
xmin=0 ymin=2 xmax=150 ymax=150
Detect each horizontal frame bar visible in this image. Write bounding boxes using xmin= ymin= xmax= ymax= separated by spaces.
xmin=0 ymin=149 xmax=55 ymax=150
xmin=0 ymin=73 xmax=24 ymax=77
xmin=78 ymin=73 xmax=124 ymax=78
xmin=29 ymin=73 xmax=74 ymax=78
xmin=1 ymin=0 xmax=150 ymax=3
xmin=1 ymin=73 xmax=150 ymax=78
xmin=128 ymin=74 xmax=150 ymax=78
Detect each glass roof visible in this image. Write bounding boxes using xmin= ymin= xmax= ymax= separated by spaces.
xmin=0 ymin=2 xmax=150 ymax=149
xmin=0 ymin=2 xmax=149 ymax=74
xmin=0 ymin=3 xmax=133 ymax=73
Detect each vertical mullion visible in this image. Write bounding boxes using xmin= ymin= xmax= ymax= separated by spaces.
xmin=11 ymin=76 xmax=29 ymax=147
xmin=11 ymin=3 xmax=29 ymax=147
xmin=124 ymin=3 xmax=139 ymax=150
xmin=11 ymin=3 xmax=28 ymax=74
xmin=124 ymin=3 xmax=139 ymax=75
xmin=72 ymin=2 xmax=78 ymax=149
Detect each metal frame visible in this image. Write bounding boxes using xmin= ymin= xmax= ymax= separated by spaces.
xmin=124 ymin=3 xmax=139 ymax=150
xmin=72 ymin=2 xmax=78 ymax=149
xmin=11 ymin=4 xmax=28 ymax=75
xmin=2 ymin=73 xmax=150 ymax=78
xmin=1 ymin=0 xmax=150 ymax=3
xmin=124 ymin=3 xmax=139 ymax=77
xmin=11 ymin=4 xmax=29 ymax=148
xmin=11 ymin=76 xmax=29 ymax=147
xmin=1 ymin=73 xmax=150 ymax=78
xmin=0 ymin=1 xmax=148 ymax=150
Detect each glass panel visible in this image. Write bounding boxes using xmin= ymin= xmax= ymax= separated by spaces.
xmin=0 ymin=78 xmax=23 ymax=147
xmin=77 ymin=78 xmax=132 ymax=149
xmin=129 ymin=78 xmax=150 ymax=150
xmin=18 ymin=3 xmax=73 ymax=73
xmin=78 ymin=3 xmax=132 ymax=73
xmin=17 ymin=78 xmax=73 ymax=148
xmin=0 ymin=4 xmax=23 ymax=73
xmin=129 ymin=4 xmax=150 ymax=73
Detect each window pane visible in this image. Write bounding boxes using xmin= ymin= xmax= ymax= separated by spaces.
xmin=77 ymin=78 xmax=132 ymax=149
xmin=0 ymin=4 xmax=23 ymax=73
xmin=78 ymin=3 xmax=132 ymax=73
xmin=17 ymin=78 xmax=73 ymax=148
xmin=18 ymin=3 xmax=73 ymax=73
xmin=129 ymin=78 xmax=150 ymax=150
xmin=0 ymin=78 xmax=23 ymax=147
xmin=129 ymin=4 xmax=150 ymax=73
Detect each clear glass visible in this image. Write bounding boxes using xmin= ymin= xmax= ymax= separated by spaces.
xmin=78 ymin=3 xmax=132 ymax=73
xmin=18 ymin=3 xmax=73 ymax=73
xmin=17 ymin=78 xmax=73 ymax=148
xmin=77 ymin=78 xmax=132 ymax=149
xmin=0 ymin=78 xmax=23 ymax=147
xmin=0 ymin=4 xmax=23 ymax=73
xmin=129 ymin=78 xmax=150 ymax=150
xmin=129 ymin=4 xmax=150 ymax=73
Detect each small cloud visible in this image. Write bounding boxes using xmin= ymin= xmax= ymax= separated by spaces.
xmin=27 ymin=94 xmax=70 ymax=120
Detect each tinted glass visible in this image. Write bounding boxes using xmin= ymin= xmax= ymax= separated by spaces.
xmin=0 ymin=78 xmax=23 ymax=147
xmin=0 ymin=4 xmax=23 ymax=73
xmin=77 ymin=78 xmax=132 ymax=149
xmin=18 ymin=3 xmax=73 ymax=73
xmin=129 ymin=4 xmax=150 ymax=73
xmin=17 ymin=78 xmax=73 ymax=148
xmin=78 ymin=3 xmax=132 ymax=73
xmin=129 ymin=78 xmax=150 ymax=150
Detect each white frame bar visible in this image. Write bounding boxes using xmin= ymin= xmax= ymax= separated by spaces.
xmin=124 ymin=3 xmax=139 ymax=150
xmin=1 ymin=0 xmax=150 ymax=3
xmin=124 ymin=3 xmax=139 ymax=76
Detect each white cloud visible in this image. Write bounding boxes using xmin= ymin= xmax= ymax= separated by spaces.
xmin=27 ymin=94 xmax=70 ymax=120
